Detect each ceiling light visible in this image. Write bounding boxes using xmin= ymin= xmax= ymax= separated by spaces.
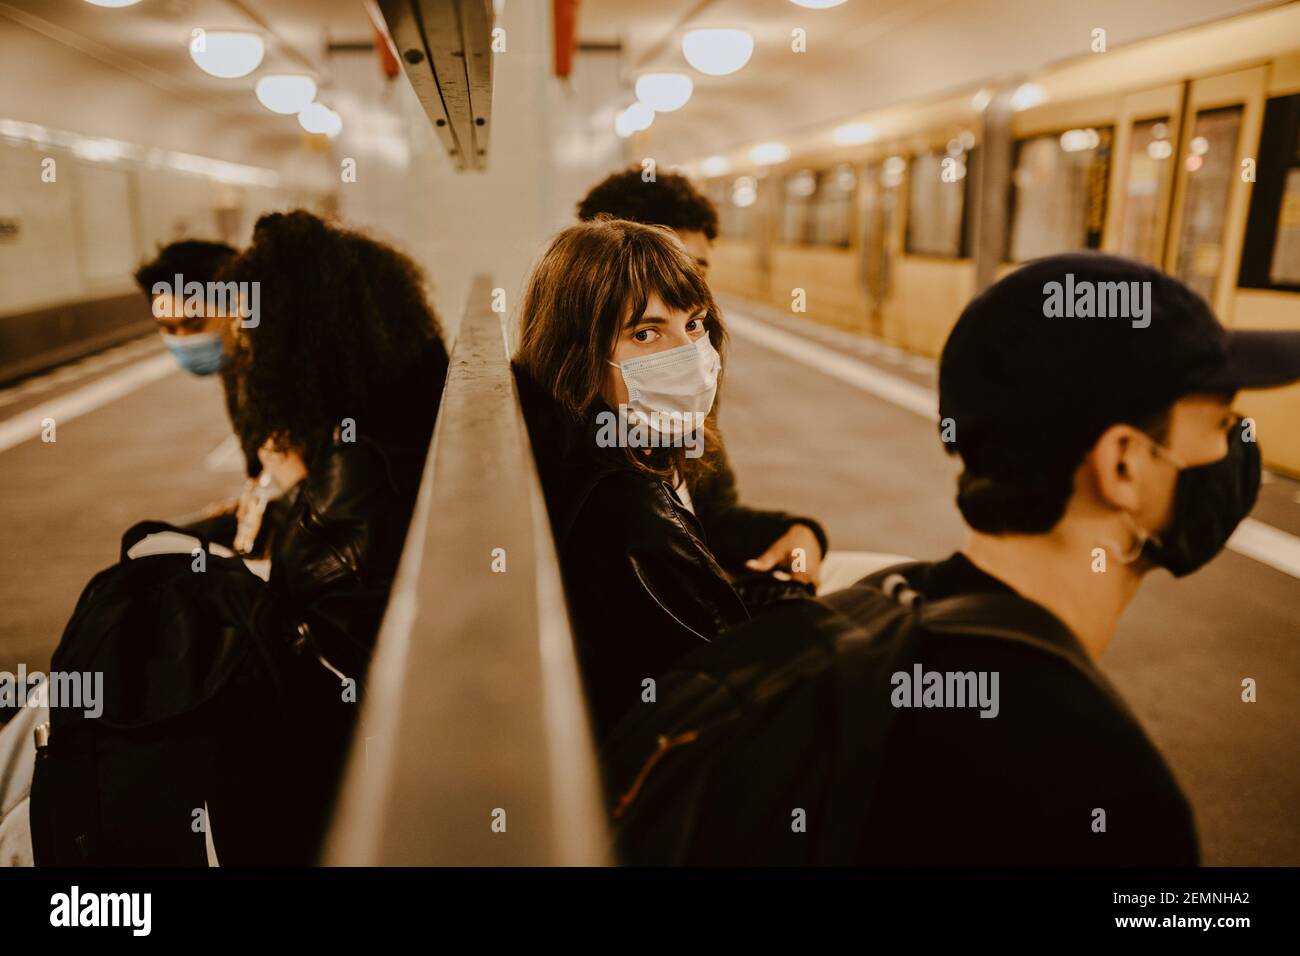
xmin=298 ymin=102 xmax=342 ymax=138
xmin=789 ymin=0 xmax=847 ymax=7
xmin=83 ymin=0 xmax=143 ymax=7
xmin=614 ymin=102 xmax=655 ymax=138
xmin=635 ymin=73 xmax=694 ymax=112
xmin=682 ymin=29 xmax=754 ymax=76
xmin=256 ymin=75 xmax=317 ymax=114
xmin=832 ymin=122 xmax=876 ymax=146
xmin=1010 ymin=83 xmax=1047 ymax=111
xmin=190 ymin=31 xmax=265 ymax=79
xmin=624 ymin=102 xmax=655 ymax=131
xmin=750 ymin=141 xmax=791 ymax=165
xmin=700 ymin=155 xmax=732 ymax=177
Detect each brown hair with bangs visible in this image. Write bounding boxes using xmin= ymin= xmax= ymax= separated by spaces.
xmin=515 ymin=216 xmax=725 ymax=485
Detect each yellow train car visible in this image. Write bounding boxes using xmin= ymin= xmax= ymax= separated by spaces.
xmin=701 ymin=3 xmax=1300 ymax=475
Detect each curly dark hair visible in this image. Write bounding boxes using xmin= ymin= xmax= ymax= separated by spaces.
xmin=577 ymin=167 xmax=719 ymax=240
xmin=134 ymin=239 xmax=237 ymax=295
xmin=220 ymin=210 xmax=448 ymax=467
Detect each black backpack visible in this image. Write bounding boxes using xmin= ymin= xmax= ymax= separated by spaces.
xmin=601 ymin=563 xmax=1081 ymax=866
xmin=29 ymin=521 xmax=357 ymax=866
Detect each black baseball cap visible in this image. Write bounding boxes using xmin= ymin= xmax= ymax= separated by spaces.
xmin=938 ymin=252 xmax=1300 ymax=485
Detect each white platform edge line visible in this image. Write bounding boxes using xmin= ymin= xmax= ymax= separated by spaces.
xmin=0 ymin=353 xmax=176 ymax=454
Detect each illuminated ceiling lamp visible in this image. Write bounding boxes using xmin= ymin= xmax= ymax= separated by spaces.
xmin=833 ymin=121 xmax=877 ymax=145
xmin=700 ymin=155 xmax=732 ymax=177
xmin=635 ymin=73 xmax=694 ymax=112
xmin=256 ymin=75 xmax=317 ymax=114
xmin=682 ymin=29 xmax=754 ymax=76
xmin=750 ymin=141 xmax=791 ymax=165
xmin=190 ymin=30 xmax=265 ymax=79
xmin=298 ymin=102 xmax=342 ymax=138
xmin=1010 ymin=83 xmax=1047 ymax=111
xmin=614 ymin=101 xmax=655 ymax=138
xmin=83 ymin=0 xmax=143 ymax=7
xmin=788 ymin=0 xmax=847 ymax=8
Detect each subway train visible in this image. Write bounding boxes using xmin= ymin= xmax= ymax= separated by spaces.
xmin=688 ymin=2 xmax=1300 ymax=476
xmin=0 ymin=0 xmax=1298 ymax=929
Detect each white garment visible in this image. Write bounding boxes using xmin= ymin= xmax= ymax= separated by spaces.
xmin=816 ymin=550 xmax=915 ymax=595
xmin=0 ymin=702 xmax=43 ymax=866
xmin=672 ymin=471 xmax=695 ymax=515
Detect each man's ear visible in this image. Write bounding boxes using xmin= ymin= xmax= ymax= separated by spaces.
xmin=1086 ymin=424 xmax=1144 ymax=513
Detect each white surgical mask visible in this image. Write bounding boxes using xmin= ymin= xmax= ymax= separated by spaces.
xmin=608 ymin=335 xmax=720 ymax=435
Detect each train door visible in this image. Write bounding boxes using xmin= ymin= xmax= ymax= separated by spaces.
xmin=1163 ymin=66 xmax=1268 ymax=321
xmin=1103 ymin=84 xmax=1184 ymax=267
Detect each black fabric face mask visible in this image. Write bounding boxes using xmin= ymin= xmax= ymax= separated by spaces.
xmin=1139 ymin=424 xmax=1262 ymax=577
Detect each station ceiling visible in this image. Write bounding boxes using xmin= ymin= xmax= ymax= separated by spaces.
xmin=577 ymin=0 xmax=1283 ymax=161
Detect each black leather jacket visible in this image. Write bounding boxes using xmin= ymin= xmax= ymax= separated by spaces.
xmin=515 ymin=367 xmax=827 ymax=739
xmin=223 ymin=335 xmax=447 ymax=676
xmin=264 ymin=427 xmax=429 ymax=680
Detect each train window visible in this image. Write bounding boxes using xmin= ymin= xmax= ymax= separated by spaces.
xmin=778 ymin=166 xmax=855 ymax=247
xmin=1240 ymin=93 xmax=1300 ymax=292
xmin=712 ymin=176 xmax=757 ymax=241
xmin=1116 ymin=118 xmax=1174 ymax=266
xmin=1173 ymin=106 xmax=1243 ymax=303
xmin=810 ymin=165 xmax=855 ymax=247
xmin=905 ymin=150 xmax=966 ymax=258
xmin=780 ymin=169 xmax=818 ymax=243
xmin=1007 ymin=127 xmax=1112 ymax=262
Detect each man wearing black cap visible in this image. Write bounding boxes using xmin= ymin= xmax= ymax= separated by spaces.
xmin=612 ymin=252 xmax=1298 ymax=866
xmin=841 ymin=251 xmax=1290 ymax=864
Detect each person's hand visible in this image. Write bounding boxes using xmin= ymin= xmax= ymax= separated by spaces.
xmin=744 ymin=523 xmax=823 ymax=588
xmin=258 ymin=440 xmax=308 ymax=491
xmin=201 ymin=497 xmax=239 ymax=519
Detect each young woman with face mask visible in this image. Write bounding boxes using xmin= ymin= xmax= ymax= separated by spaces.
xmin=514 ymin=218 xmax=825 ymax=740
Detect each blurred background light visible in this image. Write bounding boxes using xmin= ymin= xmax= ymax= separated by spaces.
xmin=614 ymin=101 xmax=655 ymax=138
xmin=256 ymin=75 xmax=317 ymax=114
xmin=83 ymin=0 xmax=143 ymax=7
xmin=682 ymin=29 xmax=754 ymax=76
xmin=789 ymin=169 xmax=817 ymax=196
xmin=750 ymin=141 xmax=790 ymax=165
xmin=298 ymin=102 xmax=342 ymax=137
xmin=732 ymin=175 xmax=757 ymax=207
xmin=882 ymin=155 xmax=906 ymax=187
xmin=1058 ymin=127 xmax=1100 ymax=152
xmin=832 ymin=121 xmax=876 ymax=145
xmin=700 ymin=155 xmax=731 ymax=177
xmin=789 ymin=0 xmax=848 ymax=7
xmin=1010 ymin=82 xmax=1047 ymax=111
xmin=1147 ymin=139 xmax=1174 ymax=160
xmin=635 ymin=73 xmax=693 ymax=112
xmin=190 ymin=31 xmax=264 ymax=79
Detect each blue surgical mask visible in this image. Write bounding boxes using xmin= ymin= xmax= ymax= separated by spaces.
xmin=160 ymin=331 xmax=224 ymax=376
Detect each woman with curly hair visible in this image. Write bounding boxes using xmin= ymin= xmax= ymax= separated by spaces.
xmin=220 ymin=209 xmax=449 ymax=677
xmin=0 ymin=210 xmax=448 ymax=868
